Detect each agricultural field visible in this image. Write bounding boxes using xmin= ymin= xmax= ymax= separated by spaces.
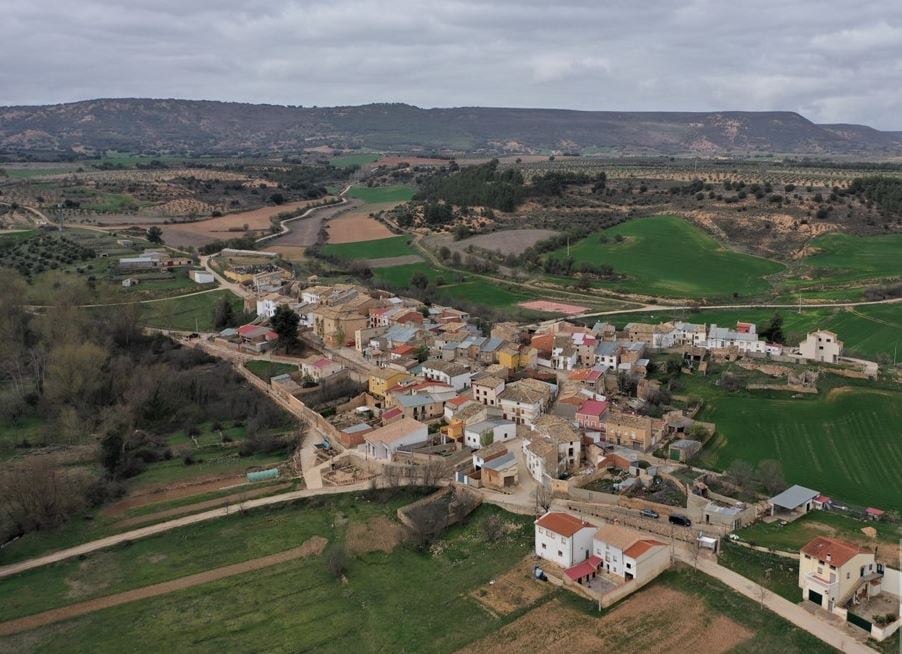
xmin=695 ymin=385 xmax=902 ymax=511
xmin=783 ymin=232 xmax=902 ymax=290
xmin=321 ymin=235 xmax=415 ymax=260
xmin=547 ymin=216 xmax=784 ymax=299
xmin=0 ymin=497 xmax=536 ymax=654
xmin=463 ymin=568 xmax=833 ymax=654
xmin=373 ymin=262 xmax=448 ymax=287
xmin=345 ymin=185 xmax=415 ymax=204
xmin=450 ymin=228 xmax=559 ymax=256
xmin=330 ymin=153 xmax=381 ymax=168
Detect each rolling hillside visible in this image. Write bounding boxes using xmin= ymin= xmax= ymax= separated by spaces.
xmin=2 ymin=99 xmax=901 ymax=156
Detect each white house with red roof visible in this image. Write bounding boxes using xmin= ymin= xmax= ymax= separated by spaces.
xmin=799 ymin=536 xmax=880 ymax=611
xmin=592 ymin=524 xmax=669 ymax=582
xmin=534 ymin=512 xmax=596 ymax=568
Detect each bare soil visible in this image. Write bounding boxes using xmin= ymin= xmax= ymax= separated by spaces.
xmin=345 ymin=517 xmax=409 ymax=554
xmin=366 ymin=254 xmax=424 ymax=268
xmin=450 ymin=229 xmax=559 ymax=256
xmin=102 ymin=475 xmax=248 ymax=517
xmin=469 ymin=555 xmax=553 ymax=616
xmin=325 ymin=206 xmax=395 ymax=243
xmin=0 ymin=537 xmax=328 ymax=637
xmin=459 ymin=588 xmax=752 ymax=654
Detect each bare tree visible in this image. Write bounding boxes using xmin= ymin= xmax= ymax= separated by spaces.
xmin=535 ymin=484 xmax=552 ymax=514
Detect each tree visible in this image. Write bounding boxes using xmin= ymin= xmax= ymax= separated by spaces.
xmin=146 ymin=226 xmax=164 ymax=244
xmin=411 ymin=271 xmax=429 ymax=289
xmin=482 ymin=514 xmax=505 ymax=543
xmin=756 ymin=459 xmax=787 ymax=495
xmin=270 ymin=305 xmax=299 ymax=348
xmin=212 ymin=295 xmax=237 ymax=331
xmin=727 ymin=459 xmax=755 ymax=490
xmin=760 ymin=313 xmax=784 ymax=344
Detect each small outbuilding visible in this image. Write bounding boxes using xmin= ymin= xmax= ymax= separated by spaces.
xmin=768 ymin=484 xmax=820 ymax=518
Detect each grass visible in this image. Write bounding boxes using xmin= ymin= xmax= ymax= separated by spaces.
xmin=695 ymin=385 xmax=902 ymax=511
xmin=331 ymin=153 xmax=381 ymax=168
xmin=718 ymin=541 xmax=802 ymax=601
xmin=139 ymin=289 xmax=242 ymax=331
xmin=373 ymin=262 xmax=448 ymax=287
xmin=792 ymin=232 xmax=902 ymax=286
xmin=596 ymin=302 xmax=902 ymax=361
xmin=547 ymin=216 xmax=784 ymax=298
xmin=346 ymin=185 xmax=415 ymax=204
xmin=0 ymin=495 xmax=534 ymax=654
xmin=321 ymin=235 xmax=414 ymax=260
xmin=244 ymin=360 xmax=297 ymax=381
xmin=439 ymin=281 xmax=534 ymax=308
xmin=3 ymin=168 xmax=73 ymax=179
xmin=736 ymin=511 xmax=902 ymax=554
xmin=0 ymin=229 xmax=39 ymax=242
xmin=663 ymin=567 xmax=834 ymax=652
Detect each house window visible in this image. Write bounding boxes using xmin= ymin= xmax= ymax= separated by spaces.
xmin=557 ymin=551 xmax=563 ymax=558
xmin=541 ymin=543 xmax=546 ymax=549
xmin=846 ymin=572 xmax=850 ymax=580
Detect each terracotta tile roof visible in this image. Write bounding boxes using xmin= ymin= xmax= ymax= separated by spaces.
xmin=594 ymin=524 xmax=645 ymax=551
xmin=535 ymin=512 xmax=593 ymax=538
xmin=623 ymin=539 xmax=666 ymax=560
xmin=565 ymin=555 xmax=603 ymax=581
xmin=801 ymin=537 xmax=871 ymax=567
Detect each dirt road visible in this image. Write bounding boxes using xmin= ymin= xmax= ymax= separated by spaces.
xmin=0 ymin=484 xmax=364 ymax=581
xmin=0 ymin=537 xmax=327 ymax=637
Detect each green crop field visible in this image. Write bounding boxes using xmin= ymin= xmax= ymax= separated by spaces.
xmin=736 ymin=510 xmax=902 ymax=554
xmin=140 ymin=290 xmax=243 ymax=332
xmin=331 ymin=153 xmax=381 ymax=168
xmin=547 ymin=216 xmax=784 ymax=298
xmin=595 ymin=302 xmax=902 ymax=361
xmin=0 ymin=229 xmax=39 ymax=242
xmin=439 ymin=281 xmax=535 ymax=308
xmin=696 ymin=387 xmax=902 ymax=511
xmin=3 ymin=168 xmax=74 ymax=179
xmin=321 ymin=235 xmax=414 ymax=260
xmin=373 ymin=262 xmax=448 ymax=287
xmin=346 ymin=185 xmax=415 ymax=204
xmin=0 ymin=494 xmax=536 ymax=654
xmin=795 ymin=232 xmax=902 ymax=285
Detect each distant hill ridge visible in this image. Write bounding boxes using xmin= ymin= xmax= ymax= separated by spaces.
xmin=1 ymin=98 xmax=900 ymax=156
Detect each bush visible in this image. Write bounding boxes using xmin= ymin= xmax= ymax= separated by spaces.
xmin=326 ymin=543 xmax=349 ymax=579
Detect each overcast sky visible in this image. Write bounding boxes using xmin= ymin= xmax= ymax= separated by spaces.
xmin=2 ymin=0 xmax=901 ymax=129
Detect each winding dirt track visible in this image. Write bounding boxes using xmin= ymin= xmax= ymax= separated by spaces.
xmin=0 ymin=537 xmax=327 ymax=637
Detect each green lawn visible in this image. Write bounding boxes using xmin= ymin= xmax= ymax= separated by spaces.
xmin=373 ymin=262 xmax=448 ymax=287
xmin=0 ymin=495 xmax=534 ymax=654
xmin=346 ymin=185 xmax=415 ymax=204
xmin=548 ymin=216 xmax=784 ymax=299
xmin=439 ymin=281 xmax=534 ymax=308
xmin=244 ymin=360 xmax=297 ymax=381
xmin=321 ymin=235 xmax=414 ymax=260
xmin=598 ymin=302 xmax=902 ymax=361
xmin=736 ymin=510 xmax=902 ymax=554
xmin=696 ymin=387 xmax=902 ymax=511
xmin=717 ymin=542 xmax=803 ymax=602
xmin=331 ymin=153 xmax=381 ymax=168
xmin=140 ymin=290 xmax=243 ymax=331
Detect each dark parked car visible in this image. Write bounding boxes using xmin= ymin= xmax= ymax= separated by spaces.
xmin=669 ymin=514 xmax=692 ymax=527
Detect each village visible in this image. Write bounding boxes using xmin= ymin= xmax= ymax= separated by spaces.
xmin=166 ymin=250 xmax=901 ymax=650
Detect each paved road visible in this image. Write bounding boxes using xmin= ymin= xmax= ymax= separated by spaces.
xmin=0 ymin=483 xmax=367 ymax=580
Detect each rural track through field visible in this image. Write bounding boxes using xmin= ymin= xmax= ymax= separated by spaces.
xmin=0 ymin=484 xmax=366 ymax=581
xmin=0 ymin=537 xmax=328 ymax=637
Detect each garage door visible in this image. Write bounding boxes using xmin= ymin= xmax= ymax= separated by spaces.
xmin=807 ymin=589 xmax=823 ymax=606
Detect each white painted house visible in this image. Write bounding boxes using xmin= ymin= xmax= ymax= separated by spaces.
xmin=189 ymin=269 xmax=215 ymax=284
xmin=799 ymin=330 xmax=843 ymax=364
xmin=463 ymin=418 xmax=516 ymax=449
xmin=471 ymin=375 xmax=505 ymax=407
xmin=363 ymin=417 xmax=428 ymax=460
xmin=592 ymin=524 xmax=670 ymax=582
xmin=421 ymin=359 xmax=471 ymax=391
xmin=534 ymin=512 xmax=596 ymax=569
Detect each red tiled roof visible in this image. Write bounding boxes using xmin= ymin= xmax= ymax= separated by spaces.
xmin=866 ymin=507 xmax=885 ymax=516
xmin=801 ymin=537 xmax=871 ymax=567
xmin=448 ymin=395 xmax=472 ymax=407
xmin=564 ymin=555 xmax=603 ymax=581
xmin=535 ymin=512 xmax=593 ymax=538
xmin=623 ymin=539 xmax=666 ymax=559
xmin=814 ymin=495 xmax=832 ymax=503
xmin=577 ymin=399 xmax=609 ymax=417
xmin=392 ymin=344 xmax=414 ymax=354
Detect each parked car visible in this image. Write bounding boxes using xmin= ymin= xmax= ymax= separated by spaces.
xmin=728 ymin=534 xmax=741 ymax=541
xmin=668 ymin=514 xmax=692 ymax=527
xmin=640 ymin=509 xmax=660 ymax=519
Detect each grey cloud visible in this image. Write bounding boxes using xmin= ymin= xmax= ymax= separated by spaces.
xmin=0 ymin=0 xmax=900 ymax=128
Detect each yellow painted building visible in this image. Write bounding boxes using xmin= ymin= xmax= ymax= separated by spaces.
xmin=368 ymin=368 xmax=413 ymax=399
